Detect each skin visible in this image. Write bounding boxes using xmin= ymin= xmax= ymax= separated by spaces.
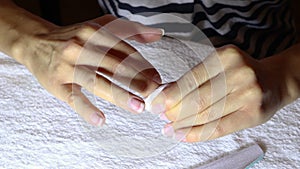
xmin=152 ymin=44 xmax=300 ymax=142
xmin=0 ymin=0 xmax=163 ymax=126
xmin=1 ymin=1 xmax=299 ymax=143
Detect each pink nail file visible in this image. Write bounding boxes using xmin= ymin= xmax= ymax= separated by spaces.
xmin=194 ymin=144 xmax=264 ymax=169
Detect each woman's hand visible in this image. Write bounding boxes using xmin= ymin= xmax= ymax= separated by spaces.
xmin=34 ymin=19 xmax=162 ymax=125
xmin=1 ymin=1 xmax=163 ymax=127
xmin=151 ymin=45 xmax=297 ymax=142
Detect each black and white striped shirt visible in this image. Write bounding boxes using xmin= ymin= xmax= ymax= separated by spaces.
xmin=98 ymin=0 xmax=297 ymax=59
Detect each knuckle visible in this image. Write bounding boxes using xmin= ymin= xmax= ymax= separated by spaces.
xmin=189 ymin=67 xmax=207 ymax=85
xmin=163 ymin=85 xmax=179 ymax=107
xmin=186 ymin=131 xmax=200 ymax=142
xmin=250 ymin=83 xmax=263 ymax=97
xmin=217 ymin=44 xmax=239 ymax=54
xmin=240 ymin=66 xmax=256 ymax=77
xmin=66 ymin=92 xmax=77 ymax=106
xmin=77 ymin=23 xmax=99 ymax=38
xmin=233 ymin=66 xmax=256 ymax=83
xmin=218 ymin=45 xmax=242 ymax=63
xmin=61 ymin=41 xmax=81 ymax=57
xmin=111 ymin=61 xmax=123 ymax=74
xmin=242 ymin=83 xmax=263 ymax=100
xmin=47 ymin=60 xmax=73 ymax=85
xmin=165 ymin=96 xmax=177 ymax=108
xmin=223 ymin=44 xmax=240 ymax=53
xmin=84 ymin=75 xmax=97 ymax=90
xmin=102 ymin=14 xmax=116 ymax=20
xmin=198 ymin=109 xmax=214 ymax=123
xmin=48 ymin=74 xmax=63 ymax=86
xmin=166 ymin=111 xmax=177 ymax=121
xmin=195 ymin=97 xmax=207 ymax=110
xmin=104 ymin=14 xmax=115 ymax=18
xmin=214 ymin=124 xmax=225 ymax=137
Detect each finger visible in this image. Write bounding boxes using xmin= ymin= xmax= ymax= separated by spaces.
xmin=171 ymin=80 xmax=263 ymax=129
xmin=171 ymin=108 xmax=261 ymax=143
xmin=53 ymin=23 xmax=161 ymax=94
xmin=151 ymin=45 xmax=246 ymax=113
xmin=43 ymin=22 xmax=133 ymax=59
xmin=72 ymin=66 xmax=146 ymax=113
xmin=59 ymin=84 xmax=106 ymax=126
xmin=55 ymin=22 xmax=162 ymax=86
xmin=151 ymin=51 xmax=223 ymax=114
xmin=165 ymin=75 xmax=226 ymax=121
xmin=163 ymin=67 xmax=251 ymax=121
xmin=170 ymin=91 xmax=243 ymax=130
xmin=51 ymin=21 xmax=139 ymax=59
xmin=153 ymin=68 xmax=227 ymax=117
xmin=94 ymin=43 xmax=162 ymax=85
xmin=61 ymin=42 xmax=159 ymax=96
xmin=92 ymin=15 xmax=164 ymax=43
xmin=86 ymin=27 xmax=162 ymax=84
xmin=96 ymin=54 xmax=159 ymax=96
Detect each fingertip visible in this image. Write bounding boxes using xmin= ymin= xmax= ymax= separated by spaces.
xmin=134 ymin=28 xmax=164 ymax=43
xmin=90 ymin=112 xmax=106 ymax=127
xmin=128 ymin=96 xmax=145 ymax=114
xmin=159 ymin=112 xmax=170 ymax=121
xmin=161 ymin=123 xmax=174 ymax=137
xmin=134 ymin=33 xmax=162 ymax=43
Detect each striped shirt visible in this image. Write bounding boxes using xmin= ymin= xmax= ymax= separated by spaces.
xmin=98 ymin=0 xmax=297 ymax=59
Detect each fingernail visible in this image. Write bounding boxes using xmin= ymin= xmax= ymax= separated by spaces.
xmin=159 ymin=112 xmax=169 ymax=121
xmin=174 ymin=130 xmax=187 ymax=142
xmin=90 ymin=112 xmax=104 ymax=127
xmin=162 ymin=124 xmax=174 ymax=137
xmin=160 ymin=28 xmax=165 ymax=36
xmin=151 ymin=104 xmax=165 ymax=114
xmin=129 ymin=97 xmax=145 ymax=113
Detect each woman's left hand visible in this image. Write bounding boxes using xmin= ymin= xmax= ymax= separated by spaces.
xmin=151 ymin=45 xmax=293 ymax=142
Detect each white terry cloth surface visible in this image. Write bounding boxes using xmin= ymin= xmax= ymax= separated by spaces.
xmin=0 ymin=38 xmax=299 ymax=168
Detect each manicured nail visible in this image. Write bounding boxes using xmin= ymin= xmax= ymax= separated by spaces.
xmin=159 ymin=112 xmax=169 ymax=121
xmin=174 ymin=130 xmax=187 ymax=142
xmin=129 ymin=97 xmax=145 ymax=113
xmin=90 ymin=112 xmax=104 ymax=127
xmin=151 ymin=104 xmax=165 ymax=114
xmin=162 ymin=124 xmax=174 ymax=137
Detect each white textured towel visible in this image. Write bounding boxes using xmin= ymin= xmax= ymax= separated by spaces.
xmin=0 ymin=38 xmax=299 ymax=168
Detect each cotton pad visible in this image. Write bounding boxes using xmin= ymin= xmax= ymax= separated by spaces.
xmin=144 ymin=84 xmax=168 ymax=113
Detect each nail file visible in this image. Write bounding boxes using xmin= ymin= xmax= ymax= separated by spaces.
xmin=194 ymin=144 xmax=264 ymax=169
xmin=144 ymin=84 xmax=168 ymax=112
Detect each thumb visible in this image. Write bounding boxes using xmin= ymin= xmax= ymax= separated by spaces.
xmin=91 ymin=14 xmax=164 ymax=43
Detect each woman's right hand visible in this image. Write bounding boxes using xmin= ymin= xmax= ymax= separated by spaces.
xmin=12 ymin=14 xmax=163 ymax=126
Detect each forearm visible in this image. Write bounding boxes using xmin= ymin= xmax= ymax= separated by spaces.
xmin=280 ymin=43 xmax=300 ymax=100
xmin=0 ymin=0 xmax=57 ymax=64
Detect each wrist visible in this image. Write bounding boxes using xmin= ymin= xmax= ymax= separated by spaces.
xmin=261 ymin=44 xmax=300 ymax=105
xmin=279 ymin=44 xmax=300 ymax=101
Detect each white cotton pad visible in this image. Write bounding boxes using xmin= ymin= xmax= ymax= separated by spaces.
xmin=144 ymin=84 xmax=168 ymax=113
